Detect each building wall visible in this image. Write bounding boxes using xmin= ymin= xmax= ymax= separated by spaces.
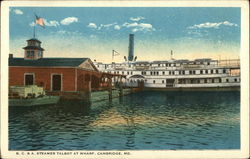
xmin=9 ymin=67 xmax=76 ymax=91
xmin=76 ymin=68 xmax=102 ymax=91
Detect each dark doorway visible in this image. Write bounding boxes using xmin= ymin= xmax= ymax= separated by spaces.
xmin=52 ymin=74 xmax=61 ymax=91
xmin=166 ymin=79 xmax=175 ymax=87
xmin=25 ymin=74 xmax=34 ymax=85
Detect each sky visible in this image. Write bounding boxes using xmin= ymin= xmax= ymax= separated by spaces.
xmin=9 ymin=7 xmax=241 ymax=63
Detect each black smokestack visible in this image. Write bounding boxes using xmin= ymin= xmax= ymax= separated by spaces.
xmin=128 ymin=34 xmax=134 ymax=61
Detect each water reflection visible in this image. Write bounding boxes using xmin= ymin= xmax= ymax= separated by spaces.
xmin=9 ymin=91 xmax=240 ymax=150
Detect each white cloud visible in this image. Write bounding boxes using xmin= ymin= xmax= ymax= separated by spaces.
xmin=88 ymin=22 xmax=119 ymax=30
xmin=13 ymin=9 xmax=23 ymax=15
xmin=130 ymin=16 xmax=145 ymax=21
xmin=60 ymin=17 xmax=78 ymax=25
xmin=29 ymin=22 xmax=35 ymax=27
xmin=90 ymin=35 xmax=97 ymax=39
xmin=87 ymin=23 xmax=97 ymax=29
xmin=97 ymin=23 xmax=117 ymax=30
xmin=57 ymin=30 xmax=66 ymax=34
xmin=29 ymin=19 xmax=60 ymax=27
xmin=114 ymin=25 xmax=121 ymax=30
xmin=44 ymin=19 xmax=60 ymax=27
xmin=123 ymin=22 xmax=155 ymax=32
xmin=87 ymin=20 xmax=155 ymax=32
xmin=188 ymin=21 xmax=238 ymax=29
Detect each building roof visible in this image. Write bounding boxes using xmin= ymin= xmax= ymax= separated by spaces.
xmin=27 ymin=38 xmax=42 ymax=43
xmin=9 ymin=58 xmax=89 ymax=67
xmin=23 ymin=46 xmax=45 ymax=51
xmin=194 ymin=58 xmax=212 ymax=62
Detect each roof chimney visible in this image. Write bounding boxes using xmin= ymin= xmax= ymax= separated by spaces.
xmin=9 ymin=54 xmax=13 ymax=59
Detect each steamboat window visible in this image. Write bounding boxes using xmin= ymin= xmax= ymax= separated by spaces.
xmin=208 ymin=62 xmax=210 ymax=65
xmin=162 ymin=80 xmax=164 ymax=83
xmin=163 ymin=71 xmax=165 ymax=75
xmin=204 ymin=79 xmax=207 ymax=83
xmin=157 ymin=72 xmax=159 ymax=75
xmin=216 ymin=70 xmax=219 ymax=74
xmin=200 ymin=70 xmax=203 ymax=74
xmin=131 ymin=72 xmax=133 ymax=75
xmin=193 ymin=70 xmax=196 ymax=74
xmin=158 ymin=64 xmax=160 ymax=67
xmin=205 ymin=70 xmax=208 ymax=74
xmin=226 ymin=79 xmax=229 ymax=82
xmin=153 ymin=80 xmax=155 ymax=84
xmin=219 ymin=79 xmax=222 ymax=83
xmin=212 ymin=79 xmax=214 ymax=83
xmin=189 ymin=70 xmax=192 ymax=74
xmin=150 ymin=72 xmax=153 ymax=75
xmin=234 ymin=78 xmax=237 ymax=82
xmin=179 ymin=71 xmax=182 ymax=75
xmin=172 ymin=71 xmax=175 ymax=75
xmin=127 ymin=72 xmax=129 ymax=75
xmin=182 ymin=70 xmax=185 ymax=75
xmin=223 ymin=69 xmax=226 ymax=73
xmin=211 ymin=70 xmax=213 ymax=74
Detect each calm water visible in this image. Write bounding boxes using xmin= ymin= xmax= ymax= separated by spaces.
xmin=9 ymin=91 xmax=240 ymax=150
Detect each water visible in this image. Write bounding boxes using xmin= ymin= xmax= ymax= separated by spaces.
xmin=9 ymin=91 xmax=240 ymax=150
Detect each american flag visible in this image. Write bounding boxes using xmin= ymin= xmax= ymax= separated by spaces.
xmin=35 ymin=15 xmax=45 ymax=28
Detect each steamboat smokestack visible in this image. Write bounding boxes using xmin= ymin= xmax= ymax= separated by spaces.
xmin=128 ymin=34 xmax=134 ymax=61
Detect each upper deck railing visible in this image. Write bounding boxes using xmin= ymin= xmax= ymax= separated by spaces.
xmin=218 ymin=59 xmax=240 ymax=67
xmin=95 ymin=59 xmax=240 ymax=71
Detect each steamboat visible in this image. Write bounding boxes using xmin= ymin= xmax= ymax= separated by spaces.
xmin=94 ymin=34 xmax=240 ymax=90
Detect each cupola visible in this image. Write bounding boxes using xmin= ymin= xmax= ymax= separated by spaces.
xmin=23 ymin=38 xmax=44 ymax=60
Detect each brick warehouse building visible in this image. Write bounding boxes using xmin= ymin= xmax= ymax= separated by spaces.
xmin=9 ymin=38 xmax=103 ymax=94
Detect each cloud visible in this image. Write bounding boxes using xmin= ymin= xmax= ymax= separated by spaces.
xmin=188 ymin=21 xmax=238 ymax=29
xmin=98 ymin=23 xmax=117 ymax=30
xmin=29 ymin=19 xmax=60 ymax=27
xmin=130 ymin=16 xmax=145 ymax=21
xmin=87 ymin=20 xmax=155 ymax=32
xmin=114 ymin=25 xmax=121 ymax=30
xmin=87 ymin=23 xmax=97 ymax=29
xmin=13 ymin=9 xmax=23 ymax=15
xmin=50 ymin=30 xmax=83 ymax=36
xmin=60 ymin=17 xmax=78 ymax=25
xmin=88 ymin=22 xmax=118 ymax=30
xmin=29 ymin=22 xmax=35 ymax=27
xmin=44 ymin=19 xmax=60 ymax=27
xmin=123 ymin=22 xmax=155 ymax=32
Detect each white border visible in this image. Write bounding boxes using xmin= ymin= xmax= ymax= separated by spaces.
xmin=1 ymin=1 xmax=249 ymax=159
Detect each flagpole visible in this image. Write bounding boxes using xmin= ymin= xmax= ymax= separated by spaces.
xmin=33 ymin=14 xmax=36 ymax=38
xmin=33 ymin=25 xmax=36 ymax=38
xmin=112 ymin=50 xmax=114 ymax=60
